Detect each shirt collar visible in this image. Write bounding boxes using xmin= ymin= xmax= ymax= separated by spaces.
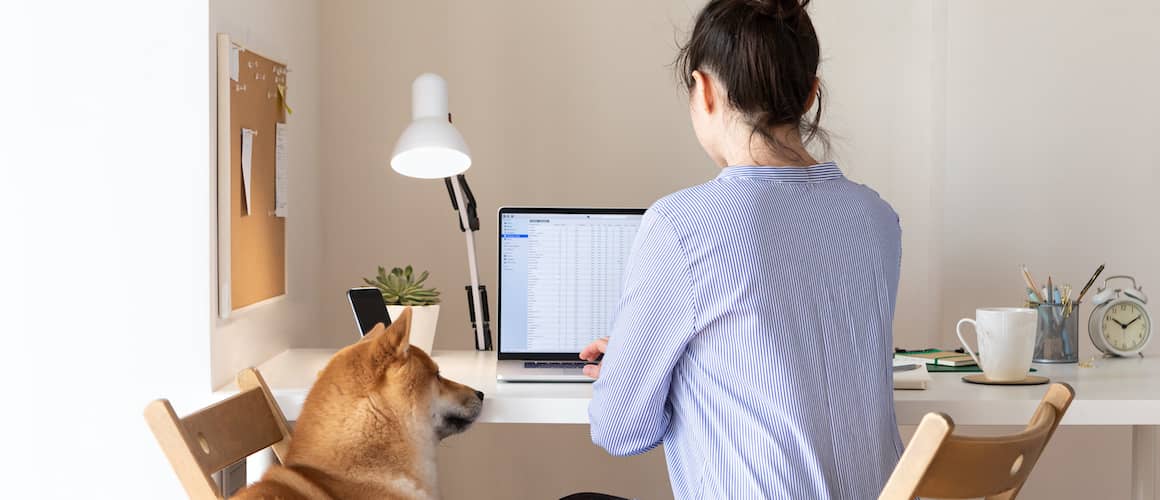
xmin=716 ymin=162 xmax=843 ymax=183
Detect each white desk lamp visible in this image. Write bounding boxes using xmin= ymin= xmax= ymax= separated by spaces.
xmin=391 ymin=73 xmax=491 ymax=350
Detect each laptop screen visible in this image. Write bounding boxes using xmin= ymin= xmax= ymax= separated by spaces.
xmin=499 ymin=208 xmax=644 ymax=357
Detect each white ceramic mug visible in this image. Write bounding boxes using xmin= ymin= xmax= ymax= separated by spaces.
xmin=956 ymin=307 xmax=1037 ymax=382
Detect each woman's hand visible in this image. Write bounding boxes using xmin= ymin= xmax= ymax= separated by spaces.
xmin=579 ymin=337 xmax=609 ymax=379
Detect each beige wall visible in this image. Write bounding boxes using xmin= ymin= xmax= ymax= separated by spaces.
xmin=317 ymin=0 xmax=947 ymax=350
xmin=209 ymin=0 xmax=324 ymax=388
xmin=318 ymin=0 xmax=710 ymax=352
xmin=311 ymin=0 xmax=1150 ymax=498
xmin=939 ymin=0 xmax=1160 ymax=353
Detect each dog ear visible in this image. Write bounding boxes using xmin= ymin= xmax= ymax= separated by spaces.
xmin=370 ymin=307 xmax=412 ymax=361
xmin=362 ymin=322 xmax=388 ymax=343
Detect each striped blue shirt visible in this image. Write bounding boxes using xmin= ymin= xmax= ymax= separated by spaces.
xmin=589 ymin=162 xmax=903 ymax=499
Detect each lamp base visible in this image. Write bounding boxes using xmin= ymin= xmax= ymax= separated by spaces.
xmin=474 ymin=327 xmax=493 ymax=351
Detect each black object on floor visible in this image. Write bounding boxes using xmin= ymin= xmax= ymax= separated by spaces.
xmin=560 ymin=493 xmax=630 ymax=500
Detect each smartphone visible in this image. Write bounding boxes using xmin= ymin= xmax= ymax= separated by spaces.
xmin=347 ymin=287 xmax=391 ymax=337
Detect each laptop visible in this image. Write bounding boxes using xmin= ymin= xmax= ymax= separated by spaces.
xmin=496 ymin=207 xmax=645 ymax=382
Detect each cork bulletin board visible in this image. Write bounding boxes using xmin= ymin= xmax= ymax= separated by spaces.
xmin=217 ymin=34 xmax=288 ymax=318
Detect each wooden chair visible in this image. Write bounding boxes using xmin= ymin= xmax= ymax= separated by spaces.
xmin=144 ymin=368 xmax=292 ymax=499
xmin=879 ymin=382 xmax=1074 ymax=500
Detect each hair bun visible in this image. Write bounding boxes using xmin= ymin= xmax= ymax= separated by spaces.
xmin=748 ymin=0 xmax=810 ymax=20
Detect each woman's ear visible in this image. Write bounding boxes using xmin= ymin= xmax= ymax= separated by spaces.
xmin=803 ymin=77 xmax=820 ymax=114
xmin=691 ymin=70 xmax=717 ymax=115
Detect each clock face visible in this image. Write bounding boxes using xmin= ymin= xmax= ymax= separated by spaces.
xmin=1102 ymin=301 xmax=1151 ymax=352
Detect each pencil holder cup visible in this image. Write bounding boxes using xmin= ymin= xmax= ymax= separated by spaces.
xmin=1033 ymin=302 xmax=1079 ymax=363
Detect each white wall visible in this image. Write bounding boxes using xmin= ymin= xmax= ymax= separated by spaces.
xmin=0 ymin=1 xmax=210 ymax=497
xmin=209 ymin=0 xmax=323 ymax=388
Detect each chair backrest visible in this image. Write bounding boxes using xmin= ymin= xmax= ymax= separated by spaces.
xmin=879 ymin=382 xmax=1074 ymax=500
xmin=144 ymin=368 xmax=293 ymax=499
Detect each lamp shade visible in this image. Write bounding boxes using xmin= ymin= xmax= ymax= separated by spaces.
xmin=390 ymin=73 xmax=472 ymax=179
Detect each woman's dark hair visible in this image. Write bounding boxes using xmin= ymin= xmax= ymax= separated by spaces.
xmin=676 ymin=0 xmax=828 ymax=158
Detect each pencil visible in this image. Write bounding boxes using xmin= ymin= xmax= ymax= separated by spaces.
xmin=1022 ymin=266 xmax=1045 ymax=303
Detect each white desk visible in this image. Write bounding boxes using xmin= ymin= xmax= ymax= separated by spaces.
xmin=221 ymin=348 xmax=1160 ymax=499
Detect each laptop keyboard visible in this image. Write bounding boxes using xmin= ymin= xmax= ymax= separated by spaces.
xmin=524 ymin=362 xmax=588 ymax=369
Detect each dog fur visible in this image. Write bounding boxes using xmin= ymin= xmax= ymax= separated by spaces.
xmin=232 ymin=308 xmax=484 ymax=500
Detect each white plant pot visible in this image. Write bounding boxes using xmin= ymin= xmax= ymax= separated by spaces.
xmin=387 ymin=304 xmax=439 ymax=354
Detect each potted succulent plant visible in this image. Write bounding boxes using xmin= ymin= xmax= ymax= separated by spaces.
xmin=364 ymin=265 xmax=441 ymax=353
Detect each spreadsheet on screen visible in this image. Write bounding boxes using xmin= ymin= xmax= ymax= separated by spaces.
xmin=500 ymin=212 xmax=643 ymax=353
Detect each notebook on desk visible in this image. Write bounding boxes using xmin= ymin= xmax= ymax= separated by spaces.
xmin=495 ymin=207 xmax=645 ymax=382
xmin=895 ymin=349 xmax=977 ymax=367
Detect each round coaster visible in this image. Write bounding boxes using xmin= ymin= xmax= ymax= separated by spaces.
xmin=962 ymin=374 xmax=1050 ymax=386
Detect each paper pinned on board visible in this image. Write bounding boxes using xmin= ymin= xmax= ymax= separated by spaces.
xmin=276 ymin=84 xmax=293 ymax=115
xmin=241 ymin=128 xmax=256 ymax=215
xmin=275 ymin=123 xmax=288 ymax=217
xmin=229 ymin=46 xmax=241 ymax=81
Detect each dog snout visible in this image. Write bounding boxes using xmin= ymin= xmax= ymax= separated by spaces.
xmin=474 ymin=390 xmax=484 ymax=400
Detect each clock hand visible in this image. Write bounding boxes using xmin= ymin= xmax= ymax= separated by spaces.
xmin=1124 ymin=315 xmax=1142 ymax=328
xmin=1112 ymin=318 xmax=1128 ymax=329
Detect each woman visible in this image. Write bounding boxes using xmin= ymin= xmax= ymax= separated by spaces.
xmin=581 ymin=0 xmax=903 ymax=498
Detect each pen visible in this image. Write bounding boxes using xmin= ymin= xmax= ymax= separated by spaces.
xmin=1062 ymin=284 xmax=1073 ymax=318
xmin=1047 ymin=276 xmax=1054 ymax=304
xmin=1075 ymin=263 xmax=1106 ymax=304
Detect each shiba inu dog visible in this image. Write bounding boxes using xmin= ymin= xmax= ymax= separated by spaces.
xmin=233 ymin=307 xmax=484 ymax=500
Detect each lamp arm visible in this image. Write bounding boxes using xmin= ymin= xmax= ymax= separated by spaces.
xmin=448 ymin=176 xmax=491 ymax=350
xmin=444 ymin=175 xmax=480 ymax=232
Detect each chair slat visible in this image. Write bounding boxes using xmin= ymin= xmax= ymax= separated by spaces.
xmin=917 ymin=410 xmax=1054 ymax=498
xmin=147 ymin=367 xmax=293 ymax=499
xmin=181 ymin=387 xmax=286 ymax=474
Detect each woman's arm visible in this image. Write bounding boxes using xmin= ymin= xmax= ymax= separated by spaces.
xmin=588 ymin=210 xmax=698 ymax=456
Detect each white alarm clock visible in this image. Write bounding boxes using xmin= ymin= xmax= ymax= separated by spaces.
xmin=1088 ymin=275 xmax=1152 ymax=357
